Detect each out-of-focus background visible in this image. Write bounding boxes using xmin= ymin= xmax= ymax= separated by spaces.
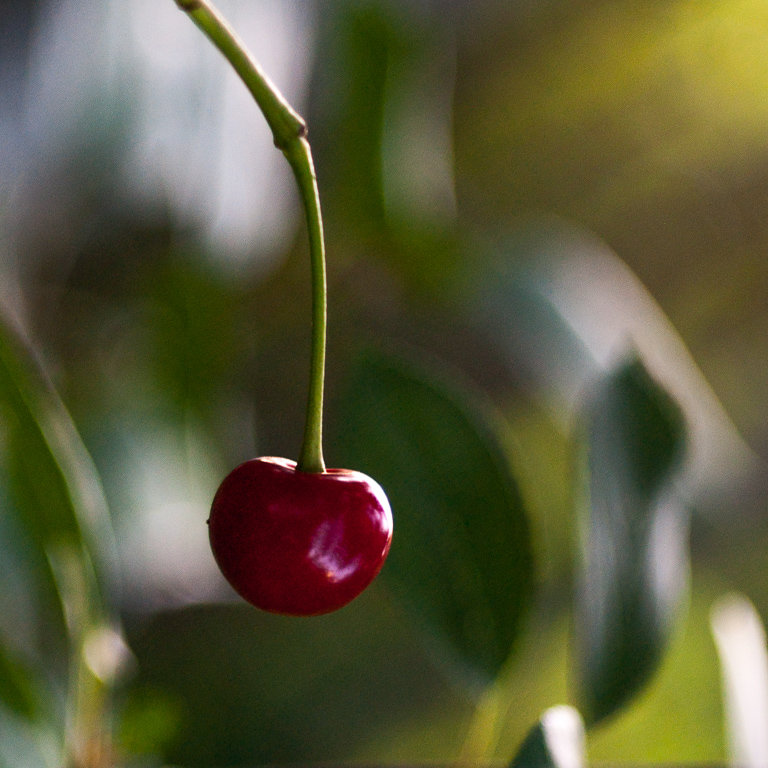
xmin=1 ymin=0 xmax=767 ymax=766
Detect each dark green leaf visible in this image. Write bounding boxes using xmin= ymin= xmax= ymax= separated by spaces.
xmin=574 ymin=352 xmax=688 ymax=725
xmin=121 ymin=596 xmax=466 ymax=766
xmin=509 ymin=706 xmax=586 ymax=768
xmin=334 ymin=349 xmax=534 ymax=684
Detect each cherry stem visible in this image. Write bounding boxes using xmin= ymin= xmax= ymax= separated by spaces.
xmin=175 ymin=0 xmax=326 ymax=473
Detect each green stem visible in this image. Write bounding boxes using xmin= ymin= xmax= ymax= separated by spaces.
xmin=285 ymin=140 xmax=328 ymax=474
xmin=175 ymin=0 xmax=326 ymax=473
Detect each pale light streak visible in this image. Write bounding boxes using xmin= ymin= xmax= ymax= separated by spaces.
xmin=711 ymin=592 xmax=768 ymax=768
xmin=541 ymin=705 xmax=587 ymax=768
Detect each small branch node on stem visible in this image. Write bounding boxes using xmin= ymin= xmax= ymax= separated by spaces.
xmin=174 ymin=0 xmax=203 ymax=11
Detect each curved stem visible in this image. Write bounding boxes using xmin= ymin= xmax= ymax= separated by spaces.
xmin=175 ymin=0 xmax=326 ymax=472
xmin=286 ymin=138 xmax=327 ymax=474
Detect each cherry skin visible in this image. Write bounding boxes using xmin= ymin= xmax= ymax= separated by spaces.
xmin=208 ymin=456 xmax=393 ymax=615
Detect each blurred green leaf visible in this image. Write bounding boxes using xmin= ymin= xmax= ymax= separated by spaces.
xmin=334 ymin=349 xmax=534 ymax=685
xmin=116 ymin=686 xmax=183 ymax=758
xmin=313 ymin=3 xmax=390 ymax=237
xmin=0 ymin=307 xmax=123 ymax=763
xmin=0 ymin=643 xmax=42 ymax=722
xmin=142 ymin=256 xmax=241 ymax=418
xmin=509 ymin=706 xmax=586 ymax=768
xmin=574 ymin=352 xmax=688 ymax=725
xmin=0 ymin=309 xmax=114 ymax=632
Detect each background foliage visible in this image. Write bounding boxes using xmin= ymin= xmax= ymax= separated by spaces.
xmin=1 ymin=0 xmax=767 ymax=766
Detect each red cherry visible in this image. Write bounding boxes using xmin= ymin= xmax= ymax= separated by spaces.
xmin=208 ymin=456 xmax=393 ymax=615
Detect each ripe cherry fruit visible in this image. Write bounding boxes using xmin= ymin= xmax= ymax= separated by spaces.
xmin=180 ymin=1 xmax=394 ymax=615
xmin=208 ymin=456 xmax=393 ymax=615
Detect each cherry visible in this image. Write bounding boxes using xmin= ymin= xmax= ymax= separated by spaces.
xmin=179 ymin=2 xmax=394 ymax=614
xmin=208 ymin=456 xmax=393 ymax=615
